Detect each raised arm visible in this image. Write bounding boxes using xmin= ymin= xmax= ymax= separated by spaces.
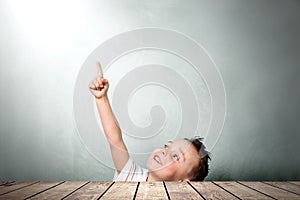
xmin=89 ymin=62 xmax=129 ymax=173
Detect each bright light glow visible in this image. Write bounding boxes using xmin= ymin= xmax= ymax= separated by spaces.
xmin=6 ymin=0 xmax=87 ymax=52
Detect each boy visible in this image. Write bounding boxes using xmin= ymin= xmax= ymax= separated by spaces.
xmin=89 ymin=62 xmax=210 ymax=181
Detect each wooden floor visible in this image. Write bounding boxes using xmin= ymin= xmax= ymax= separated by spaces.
xmin=0 ymin=181 xmax=299 ymax=199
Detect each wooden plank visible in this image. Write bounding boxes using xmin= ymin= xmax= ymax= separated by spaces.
xmin=64 ymin=182 xmax=112 ymax=200
xmin=239 ymin=181 xmax=300 ymax=200
xmin=289 ymin=181 xmax=300 ymax=186
xmin=189 ymin=181 xmax=239 ymax=200
xmin=214 ymin=181 xmax=272 ymax=199
xmin=100 ymin=182 xmax=138 ymax=199
xmin=165 ymin=181 xmax=203 ymax=199
xmin=263 ymin=181 xmax=300 ymax=195
xmin=0 ymin=182 xmax=38 ymax=196
xmin=0 ymin=182 xmax=12 ymax=187
xmin=0 ymin=182 xmax=62 ymax=199
xmin=135 ymin=182 xmax=168 ymax=200
xmin=0 ymin=182 xmax=16 ymax=187
xmin=28 ymin=181 xmax=87 ymax=200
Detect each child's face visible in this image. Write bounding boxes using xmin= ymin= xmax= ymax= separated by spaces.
xmin=146 ymin=139 xmax=199 ymax=181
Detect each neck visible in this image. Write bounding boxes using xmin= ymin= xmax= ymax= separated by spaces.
xmin=146 ymin=173 xmax=159 ymax=182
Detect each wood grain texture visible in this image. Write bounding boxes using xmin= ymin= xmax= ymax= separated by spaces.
xmin=263 ymin=181 xmax=300 ymax=195
xmin=100 ymin=182 xmax=138 ymax=200
xmin=64 ymin=182 xmax=112 ymax=200
xmin=189 ymin=181 xmax=239 ymax=200
xmin=28 ymin=181 xmax=87 ymax=200
xmin=165 ymin=181 xmax=203 ymax=199
xmin=239 ymin=181 xmax=300 ymax=200
xmin=135 ymin=182 xmax=168 ymax=200
xmin=0 ymin=182 xmax=38 ymax=196
xmin=0 ymin=182 xmax=62 ymax=199
xmin=0 ymin=181 xmax=299 ymax=199
xmin=289 ymin=181 xmax=300 ymax=186
xmin=215 ymin=181 xmax=272 ymax=199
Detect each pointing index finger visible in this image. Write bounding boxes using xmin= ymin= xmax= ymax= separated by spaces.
xmin=96 ymin=61 xmax=103 ymax=78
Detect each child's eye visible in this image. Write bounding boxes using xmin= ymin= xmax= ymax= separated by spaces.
xmin=172 ymin=154 xmax=179 ymax=161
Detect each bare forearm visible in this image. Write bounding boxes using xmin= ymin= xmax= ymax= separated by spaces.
xmin=95 ymin=96 xmax=123 ymax=144
xmin=90 ymin=62 xmax=129 ymax=172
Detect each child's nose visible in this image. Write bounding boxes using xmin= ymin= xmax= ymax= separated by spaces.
xmin=161 ymin=148 xmax=167 ymax=156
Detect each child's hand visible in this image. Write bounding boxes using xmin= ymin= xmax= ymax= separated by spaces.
xmin=89 ymin=62 xmax=109 ymax=99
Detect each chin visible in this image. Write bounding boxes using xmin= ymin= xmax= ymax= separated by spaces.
xmin=146 ymin=158 xmax=153 ymax=170
xmin=146 ymin=161 xmax=156 ymax=172
xmin=147 ymin=160 xmax=163 ymax=173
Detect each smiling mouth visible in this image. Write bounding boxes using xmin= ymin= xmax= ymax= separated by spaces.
xmin=153 ymin=155 xmax=162 ymax=164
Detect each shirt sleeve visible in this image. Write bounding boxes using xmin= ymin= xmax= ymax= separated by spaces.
xmin=113 ymin=157 xmax=148 ymax=182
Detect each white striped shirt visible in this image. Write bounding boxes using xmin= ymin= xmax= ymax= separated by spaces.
xmin=113 ymin=158 xmax=148 ymax=182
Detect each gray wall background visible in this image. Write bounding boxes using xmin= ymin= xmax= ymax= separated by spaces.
xmin=0 ymin=0 xmax=299 ymax=181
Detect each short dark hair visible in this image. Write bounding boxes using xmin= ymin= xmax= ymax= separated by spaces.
xmin=185 ymin=137 xmax=210 ymax=181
